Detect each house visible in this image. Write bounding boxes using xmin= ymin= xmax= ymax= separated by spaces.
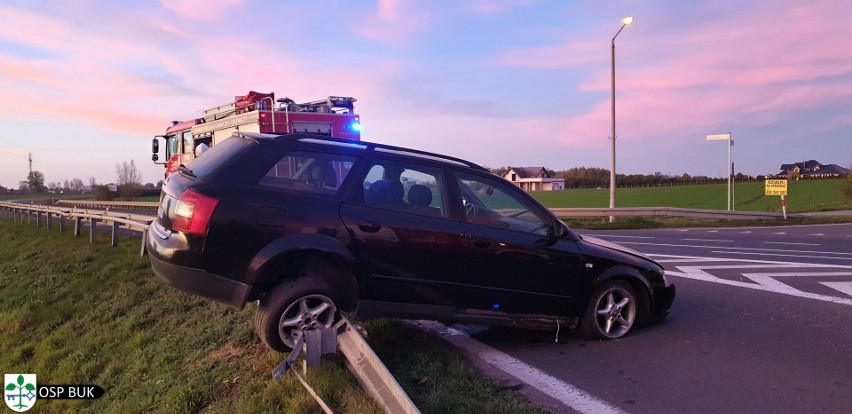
xmin=503 ymin=167 xmax=565 ymax=192
xmin=778 ymin=160 xmax=850 ymax=178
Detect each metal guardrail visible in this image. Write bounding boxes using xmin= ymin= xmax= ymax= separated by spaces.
xmin=52 ymin=199 xmax=794 ymax=220
xmin=549 ymin=207 xmax=792 ymax=220
xmin=0 ymin=202 xmax=154 ymax=257
xmin=54 ymin=199 xmax=160 ymax=211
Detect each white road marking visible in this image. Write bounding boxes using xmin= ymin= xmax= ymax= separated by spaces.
xmin=821 ymin=282 xmax=852 ymax=297
xmin=711 ymin=251 xmax=852 ymax=261
xmin=652 ymin=254 xmax=852 ymax=306
xmin=771 ymin=232 xmax=787 ymax=235
xmin=667 ymin=266 xmax=852 ymax=306
xmin=764 ymin=241 xmax=821 ymax=246
xmin=682 ymin=238 xmax=734 ymax=243
xmin=741 ymin=272 xmax=852 ymax=295
xmin=623 ymin=241 xmax=852 ymax=257
xmin=706 ymin=230 xmax=719 ymax=233
xmin=584 ymin=234 xmax=655 ymax=239
xmin=739 ymin=231 xmax=752 ymax=234
xmin=411 ymin=320 xmax=627 ymax=414
xmin=808 ymin=233 xmax=825 ymax=236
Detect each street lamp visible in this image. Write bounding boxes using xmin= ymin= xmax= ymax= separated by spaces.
xmin=610 ymin=16 xmax=633 ymax=222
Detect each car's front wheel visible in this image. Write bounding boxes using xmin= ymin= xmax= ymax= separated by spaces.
xmin=255 ymin=276 xmax=338 ymax=352
xmin=576 ymin=280 xmax=637 ymax=339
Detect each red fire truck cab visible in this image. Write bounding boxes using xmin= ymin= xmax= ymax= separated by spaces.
xmin=152 ymin=91 xmax=361 ymax=178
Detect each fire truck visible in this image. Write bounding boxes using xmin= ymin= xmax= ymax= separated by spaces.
xmin=152 ymin=91 xmax=361 ymax=178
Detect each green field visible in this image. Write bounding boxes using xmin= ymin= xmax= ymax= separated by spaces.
xmin=531 ymin=179 xmax=852 ymax=214
xmin=0 ymin=221 xmax=543 ymax=414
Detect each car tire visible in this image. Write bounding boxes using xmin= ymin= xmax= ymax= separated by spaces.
xmin=255 ymin=273 xmax=339 ymax=353
xmin=576 ymin=280 xmax=638 ymax=340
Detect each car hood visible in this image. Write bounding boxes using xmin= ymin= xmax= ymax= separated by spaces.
xmin=581 ymin=235 xmax=655 ymax=263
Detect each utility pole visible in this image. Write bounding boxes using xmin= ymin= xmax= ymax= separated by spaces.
xmin=29 ymin=152 xmax=33 ymax=175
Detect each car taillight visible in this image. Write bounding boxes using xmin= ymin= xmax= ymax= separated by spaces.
xmin=172 ymin=189 xmax=219 ymax=235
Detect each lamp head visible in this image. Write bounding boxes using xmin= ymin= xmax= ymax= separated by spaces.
xmin=622 ymin=16 xmax=634 ymax=26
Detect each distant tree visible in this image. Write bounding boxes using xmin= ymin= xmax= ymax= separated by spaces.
xmin=26 ymin=171 xmax=46 ymax=193
xmin=18 ymin=181 xmax=28 ymax=192
xmin=70 ymin=178 xmax=84 ymax=193
xmin=93 ymin=185 xmax=114 ymax=201
xmin=681 ymin=173 xmax=692 ymax=181
xmin=116 ymin=160 xmax=141 ymax=201
xmin=47 ymin=181 xmax=60 ymax=193
xmin=488 ymin=166 xmax=509 ymax=177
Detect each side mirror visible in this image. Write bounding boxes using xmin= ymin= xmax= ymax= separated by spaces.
xmin=152 ymin=138 xmax=160 ymax=153
xmin=551 ymin=220 xmax=567 ymax=239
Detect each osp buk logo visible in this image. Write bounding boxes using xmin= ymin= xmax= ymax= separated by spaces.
xmin=4 ymin=374 xmax=36 ymax=412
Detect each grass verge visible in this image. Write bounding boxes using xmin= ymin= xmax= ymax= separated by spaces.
xmin=0 ymin=220 xmax=544 ymax=414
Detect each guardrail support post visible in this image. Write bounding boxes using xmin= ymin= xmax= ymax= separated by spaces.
xmin=140 ymin=228 xmax=148 ymax=257
xmin=90 ymin=218 xmax=97 ymax=244
xmin=36 ymin=211 xmax=41 ymax=227
xmin=111 ymin=221 xmax=119 ymax=247
xmin=59 ymin=215 xmax=65 ymax=232
xmin=74 ymin=217 xmax=82 ymax=237
xmin=47 ymin=212 xmax=52 ymax=229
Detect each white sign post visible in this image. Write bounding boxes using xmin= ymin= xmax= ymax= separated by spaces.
xmin=706 ymin=133 xmax=733 ymax=211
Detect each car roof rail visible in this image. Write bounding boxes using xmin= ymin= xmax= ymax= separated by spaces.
xmin=234 ymin=132 xmax=489 ymax=171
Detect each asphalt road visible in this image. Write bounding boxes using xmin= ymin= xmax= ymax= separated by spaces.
xmin=450 ymin=223 xmax=852 ymax=414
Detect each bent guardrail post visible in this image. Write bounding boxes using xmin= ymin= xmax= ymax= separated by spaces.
xmin=336 ymin=318 xmax=421 ymax=414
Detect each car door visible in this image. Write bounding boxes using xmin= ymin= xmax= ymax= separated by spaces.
xmin=454 ymin=171 xmax=583 ymax=316
xmin=340 ymin=158 xmax=467 ymax=315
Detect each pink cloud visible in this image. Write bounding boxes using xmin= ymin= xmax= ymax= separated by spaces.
xmin=495 ymin=1 xmax=852 ymax=147
xmin=464 ymin=0 xmax=533 ymax=14
xmin=159 ymin=0 xmax=244 ymax=22
xmin=349 ymin=0 xmax=433 ymax=46
xmin=0 ymin=148 xmax=27 ymax=156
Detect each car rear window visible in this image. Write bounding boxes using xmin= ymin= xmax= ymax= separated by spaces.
xmin=185 ymin=136 xmax=253 ymax=179
xmin=258 ymin=151 xmax=357 ymax=196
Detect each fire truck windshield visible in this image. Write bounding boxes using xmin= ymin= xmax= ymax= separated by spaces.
xmin=166 ymin=135 xmax=180 ymax=158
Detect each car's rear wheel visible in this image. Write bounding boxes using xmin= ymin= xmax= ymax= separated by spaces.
xmin=576 ymin=280 xmax=637 ymax=339
xmin=255 ymin=276 xmax=338 ymax=352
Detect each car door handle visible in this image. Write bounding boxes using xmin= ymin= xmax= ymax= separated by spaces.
xmin=472 ymin=237 xmax=492 ymax=249
xmin=358 ymin=221 xmax=382 ymax=233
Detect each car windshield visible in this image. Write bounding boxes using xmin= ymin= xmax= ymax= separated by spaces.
xmin=185 ymin=136 xmax=253 ymax=179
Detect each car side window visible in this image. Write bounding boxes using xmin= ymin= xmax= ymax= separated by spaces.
xmin=456 ymin=172 xmax=549 ymax=235
xmin=258 ymin=151 xmax=356 ymax=196
xmin=360 ymin=160 xmax=445 ymax=218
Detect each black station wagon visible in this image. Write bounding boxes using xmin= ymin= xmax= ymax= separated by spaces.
xmin=147 ymin=132 xmax=675 ymax=351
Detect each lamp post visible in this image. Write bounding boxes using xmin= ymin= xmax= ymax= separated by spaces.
xmin=610 ymin=16 xmax=633 ymax=223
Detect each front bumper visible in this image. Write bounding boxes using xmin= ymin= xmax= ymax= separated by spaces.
xmin=652 ymin=283 xmax=676 ymax=323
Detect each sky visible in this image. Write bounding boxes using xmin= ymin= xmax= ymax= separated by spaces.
xmin=1 ymin=0 xmax=851 ymax=188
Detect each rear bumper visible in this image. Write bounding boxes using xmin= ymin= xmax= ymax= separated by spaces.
xmin=148 ymin=232 xmax=251 ymax=310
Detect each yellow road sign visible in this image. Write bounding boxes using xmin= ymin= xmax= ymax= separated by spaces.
xmin=765 ymin=179 xmax=788 ymax=196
